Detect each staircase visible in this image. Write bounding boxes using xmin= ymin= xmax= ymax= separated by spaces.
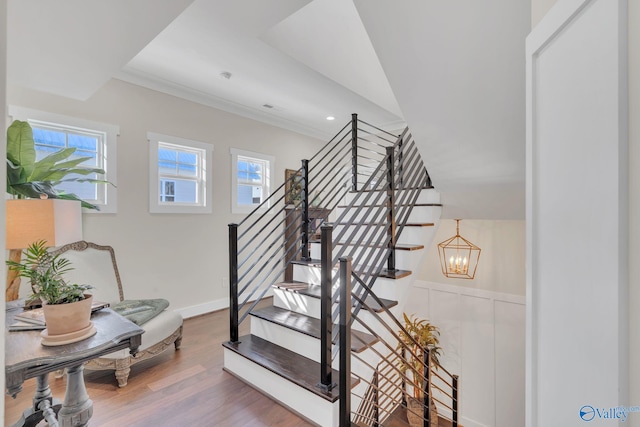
xmin=223 ymin=116 xmax=458 ymax=427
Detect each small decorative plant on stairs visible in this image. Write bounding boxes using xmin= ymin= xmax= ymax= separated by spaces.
xmin=7 ymin=240 xmax=95 ymax=345
xmin=397 ymin=313 xmax=442 ymax=427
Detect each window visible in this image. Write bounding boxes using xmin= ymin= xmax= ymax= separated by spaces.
xmin=149 ymin=133 xmax=213 ymax=214
xmin=9 ymin=106 xmax=119 ymax=213
xmin=231 ymin=148 xmax=274 ymax=214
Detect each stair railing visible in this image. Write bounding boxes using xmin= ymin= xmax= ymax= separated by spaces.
xmin=327 ymin=130 xmax=429 ymax=355
xmin=227 ymin=115 xmax=405 ymax=343
xmin=338 ymin=261 xmax=460 ymax=427
xmin=227 ymin=115 xmax=446 ymax=425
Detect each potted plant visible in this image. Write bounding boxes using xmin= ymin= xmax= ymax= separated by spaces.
xmin=397 ymin=313 xmax=442 ymax=427
xmin=7 ymin=240 xmax=95 ymax=344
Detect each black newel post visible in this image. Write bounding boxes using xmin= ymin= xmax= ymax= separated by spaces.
xmin=423 ymin=349 xmax=431 ymax=427
xmin=318 ymin=224 xmax=336 ymax=392
xmin=228 ymin=223 xmax=239 ymax=343
xmin=452 ymin=374 xmax=459 ymax=427
xmin=351 ymin=113 xmax=358 ymax=192
xmin=373 ymin=369 xmax=380 ymax=427
xmin=301 ymin=159 xmax=311 ymax=261
xmin=386 ymin=146 xmax=397 ymax=272
xmin=339 ymin=256 xmax=352 ymax=427
xmin=398 ymin=134 xmax=404 ymax=188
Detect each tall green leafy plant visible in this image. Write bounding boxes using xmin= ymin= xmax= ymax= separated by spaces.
xmin=397 ymin=313 xmax=442 ymax=399
xmin=6 ymin=120 xmax=111 ymax=210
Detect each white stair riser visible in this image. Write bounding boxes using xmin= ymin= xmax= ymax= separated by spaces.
xmin=333 ymin=205 xmax=440 ymax=226
xmin=271 ymin=288 xmax=393 ymax=329
xmin=343 ymin=188 xmax=440 ymax=205
xmin=251 ymin=315 xmax=387 ymax=369
xmin=251 ymin=316 xmax=320 ymax=361
xmin=273 ymin=287 xmax=323 ymax=319
xmin=272 ymin=287 xmax=404 ymax=330
xmin=308 ymin=245 xmax=426 ymax=277
xmin=291 ymin=264 xmax=399 ymax=300
xmin=397 ymin=223 xmax=438 ymax=246
xmin=223 ymin=349 xmax=339 ymax=427
xmin=293 ymin=264 xmax=327 ymax=285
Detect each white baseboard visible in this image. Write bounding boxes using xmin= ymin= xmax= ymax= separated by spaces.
xmin=175 ymin=290 xmax=275 ymax=319
xmin=175 ymin=297 xmax=228 ymax=319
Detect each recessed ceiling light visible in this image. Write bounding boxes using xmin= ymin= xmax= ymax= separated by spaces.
xmin=326 ymin=116 xmax=335 ymax=121
xmin=220 ymin=71 xmax=232 ymax=80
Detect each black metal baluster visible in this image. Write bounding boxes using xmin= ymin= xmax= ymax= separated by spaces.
xmin=398 ymin=135 xmax=404 ymax=188
xmin=351 ymin=113 xmax=358 ymax=192
xmin=453 ymin=374 xmax=459 ymax=427
xmin=228 ymin=223 xmax=239 ymax=343
xmin=386 ymin=146 xmax=397 ymax=272
xmin=423 ymin=349 xmax=430 ymax=427
xmin=301 ymin=159 xmax=310 ymax=261
xmin=373 ymin=369 xmax=379 ymax=427
xmin=338 ymin=256 xmax=352 ymax=426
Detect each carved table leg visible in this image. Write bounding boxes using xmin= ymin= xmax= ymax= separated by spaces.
xmin=11 ymin=374 xmax=62 ymax=427
xmin=57 ymin=364 xmax=93 ymax=427
xmin=115 ymin=357 xmax=132 ymax=388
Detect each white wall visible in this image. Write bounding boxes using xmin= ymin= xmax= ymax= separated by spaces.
xmin=532 ymin=0 xmax=559 ymax=27
xmin=7 ymin=79 xmax=323 ymax=316
xmin=413 ymin=219 xmax=525 ymax=426
xmin=531 ymin=0 xmax=639 ymax=425
xmin=628 ymin=0 xmax=640 ymax=423
xmin=405 ymin=281 xmax=525 ymax=427
xmin=417 ymin=219 xmax=526 ymax=296
xmin=526 ymin=1 xmax=628 ymax=426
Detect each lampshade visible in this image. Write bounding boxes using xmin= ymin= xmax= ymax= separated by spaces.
xmin=6 ymin=199 xmax=83 ymax=249
xmin=437 ymin=219 xmax=481 ymax=279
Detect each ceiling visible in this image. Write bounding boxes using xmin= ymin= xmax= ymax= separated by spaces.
xmin=7 ymin=0 xmax=530 ymax=219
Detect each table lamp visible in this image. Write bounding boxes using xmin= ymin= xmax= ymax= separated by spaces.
xmin=6 ymin=199 xmax=83 ymax=301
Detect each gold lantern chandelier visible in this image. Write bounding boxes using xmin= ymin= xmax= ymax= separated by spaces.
xmin=437 ymin=219 xmax=481 ymax=279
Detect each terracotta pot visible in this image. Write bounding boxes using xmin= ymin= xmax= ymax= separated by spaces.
xmin=43 ymin=295 xmax=93 ymax=336
xmin=407 ymin=396 xmax=438 ymax=427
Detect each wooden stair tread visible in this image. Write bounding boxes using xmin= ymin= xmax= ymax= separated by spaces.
xmin=332 ymin=221 xmax=434 ymax=230
xmin=413 ymin=203 xmax=443 ymax=207
xmin=273 ymin=283 xmax=398 ymax=312
xmin=250 ymin=305 xmax=378 ymax=352
xmin=290 ymin=260 xmax=413 ymax=280
xmin=378 ymin=268 xmax=412 ymax=279
xmin=223 ymin=334 xmax=358 ymax=402
xmin=321 ymin=241 xmax=424 ymax=251
xmin=348 ymin=185 xmax=434 ymax=194
xmin=394 ymin=243 xmax=423 ymax=251
xmin=337 ymin=203 xmax=442 ymax=208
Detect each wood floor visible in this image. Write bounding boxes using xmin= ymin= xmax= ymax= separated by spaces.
xmin=4 ymin=299 xmax=314 ymax=427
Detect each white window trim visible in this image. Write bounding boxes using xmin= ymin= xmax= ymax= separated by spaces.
xmin=8 ymin=106 xmax=119 ymax=214
xmin=230 ymin=147 xmax=275 ymax=215
xmin=148 ymin=132 xmax=213 ymax=214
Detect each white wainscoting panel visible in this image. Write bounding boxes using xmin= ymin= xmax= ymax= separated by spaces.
xmin=461 ymin=294 xmax=495 ymax=427
xmin=407 ymin=281 xmax=525 ymax=427
xmin=495 ymin=301 xmax=526 ymax=427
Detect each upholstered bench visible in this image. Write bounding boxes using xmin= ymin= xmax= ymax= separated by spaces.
xmin=42 ymin=241 xmax=184 ymax=387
